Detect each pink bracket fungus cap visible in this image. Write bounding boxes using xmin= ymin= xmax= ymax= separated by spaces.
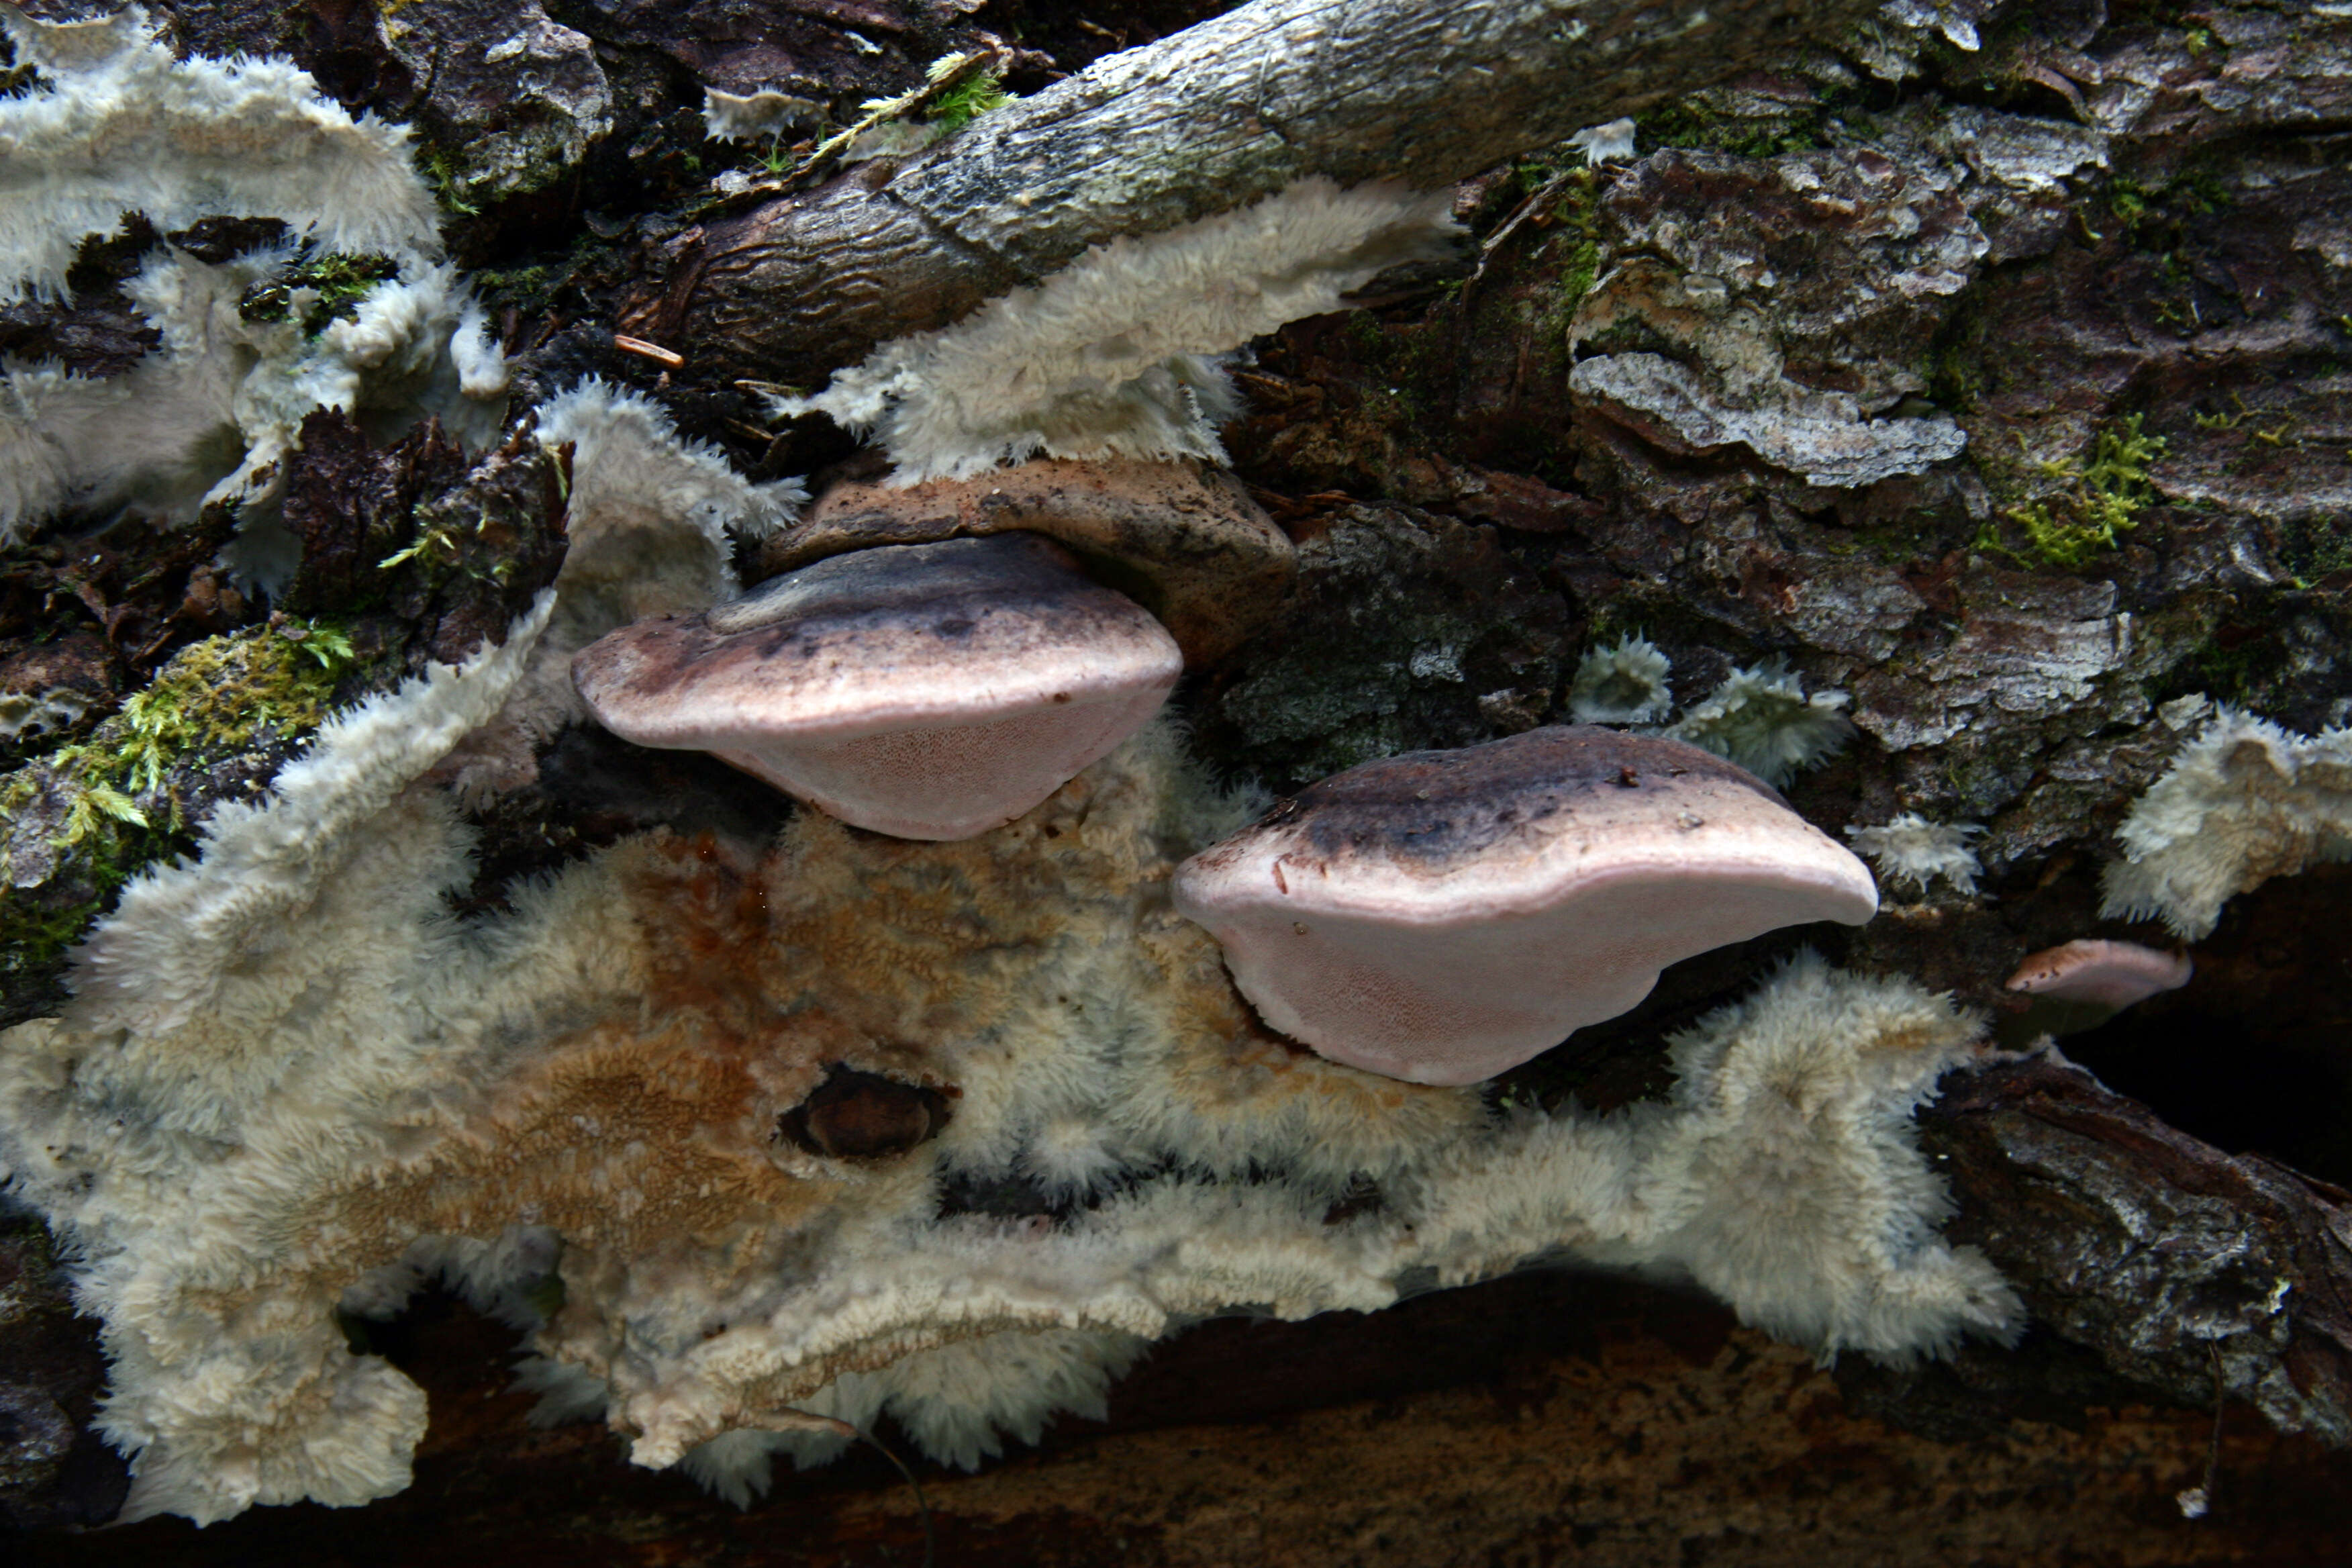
xmin=2005 ymin=938 xmax=2193 ymax=1012
xmin=571 ymin=533 xmax=1182 ymax=840
xmin=1171 ymin=726 xmax=1881 ymax=1085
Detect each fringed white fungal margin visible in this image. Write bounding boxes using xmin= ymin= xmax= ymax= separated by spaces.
xmin=772 ymin=178 xmax=1463 ymax=483
xmin=0 ymin=7 xmax=440 ymax=301
xmin=64 ymin=593 xmax=554 ymax=1102
xmin=701 ymin=87 xmax=822 ymax=144
xmin=2100 ymin=707 xmax=2352 ymax=938
xmin=1847 ymin=812 xmax=1986 ymax=897
xmin=0 ymin=697 xmax=2014 ymax=1523
xmin=532 ymin=378 xmax=803 ymax=624
xmin=428 ymin=379 xmax=805 ymax=801
xmin=1567 ymin=634 xmax=1674 ymax=725
xmin=0 ymin=8 xmax=498 ymax=558
xmin=2 ymin=252 xmax=511 ymax=553
xmin=1668 ymin=665 xmax=1857 ymax=789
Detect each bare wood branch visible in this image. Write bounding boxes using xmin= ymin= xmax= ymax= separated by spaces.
xmin=633 ymin=0 xmax=1883 ymax=385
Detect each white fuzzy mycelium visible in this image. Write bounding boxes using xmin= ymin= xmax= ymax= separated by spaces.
xmin=0 ymin=665 xmax=2016 ymax=1522
xmin=771 ymin=178 xmax=1463 ymax=483
xmin=1668 ymin=664 xmax=1858 ymax=789
xmin=701 ymin=86 xmax=823 ymax=145
xmin=0 ymin=8 xmax=501 ymax=565
xmin=2100 ymin=706 xmax=2352 ymax=938
xmin=1567 ymin=634 xmax=1675 ymax=725
xmin=1846 ymin=812 xmax=1986 ymax=897
xmin=0 ymin=7 xmax=440 ymax=301
xmin=429 ymin=378 xmax=805 ymax=801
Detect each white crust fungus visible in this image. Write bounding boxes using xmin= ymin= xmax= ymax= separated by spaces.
xmin=1567 ymin=634 xmax=1674 ymax=725
xmin=0 ymin=9 xmax=496 ymax=560
xmin=1845 ymin=812 xmax=1986 ymax=897
xmin=701 ymin=86 xmax=823 ymax=144
xmin=0 ymin=7 xmax=441 ymax=302
xmin=771 ymin=178 xmax=1462 ymax=484
xmin=1668 ymin=664 xmax=1858 ymax=789
xmin=4 ymin=252 xmax=510 ymax=554
xmin=0 ymin=684 xmax=2012 ymax=1523
xmin=2099 ymin=707 xmax=2352 ymax=938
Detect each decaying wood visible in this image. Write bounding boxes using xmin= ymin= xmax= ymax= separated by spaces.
xmin=1927 ymin=1052 xmax=2352 ymax=1447
xmin=630 ymin=0 xmax=1883 ymax=384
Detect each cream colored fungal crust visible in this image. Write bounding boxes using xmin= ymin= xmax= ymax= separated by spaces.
xmin=0 ymin=668 xmax=2016 ymax=1523
xmin=773 ymin=178 xmax=1462 ymax=483
xmin=1846 ymin=812 xmax=1986 ymax=897
xmin=0 ymin=7 xmax=440 ymax=302
xmin=0 ymin=9 xmax=499 ymax=555
xmin=2100 ymin=707 xmax=2352 ymax=938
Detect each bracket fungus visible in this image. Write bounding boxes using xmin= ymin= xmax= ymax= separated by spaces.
xmin=759 ymin=456 xmax=1295 ymax=666
xmin=571 ymin=533 xmax=1182 ymax=840
xmin=2000 ymin=937 xmax=2193 ymax=1042
xmin=1173 ymin=726 xmax=1881 ymax=1085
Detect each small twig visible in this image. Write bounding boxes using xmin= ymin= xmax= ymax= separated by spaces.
xmin=795 ymin=48 xmax=1004 ymax=188
xmin=612 ymin=333 xmax=684 ymax=369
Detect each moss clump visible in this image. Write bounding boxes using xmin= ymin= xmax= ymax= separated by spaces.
xmin=925 ymin=56 xmax=1014 ymax=133
xmin=1634 ymin=97 xmax=1830 ymax=160
xmin=0 ymin=620 xmax=359 ymax=1005
xmin=95 ymin=618 xmax=355 ymax=801
xmin=1977 ymin=415 xmax=2169 ymax=570
xmin=237 ymin=252 xmax=399 ymax=336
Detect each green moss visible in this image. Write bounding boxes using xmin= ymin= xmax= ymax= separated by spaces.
xmin=1976 ymin=415 xmax=2169 ymax=570
xmin=924 ymin=58 xmax=1014 ymax=133
xmin=1634 ymin=98 xmax=1828 ymax=160
xmin=416 ymin=145 xmax=480 ymax=217
xmin=238 ymin=252 xmax=399 ymax=336
xmin=97 ymin=620 xmax=354 ymax=804
xmin=1 ymin=620 xmax=360 ymax=989
xmin=2280 ymin=516 xmax=2352 ymax=588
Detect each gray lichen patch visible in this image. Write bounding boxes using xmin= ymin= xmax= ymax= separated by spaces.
xmin=380 ymin=0 xmax=614 ymax=209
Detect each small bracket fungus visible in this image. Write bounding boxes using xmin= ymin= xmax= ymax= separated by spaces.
xmin=761 ymin=457 xmax=1295 ymax=666
xmin=572 ymin=534 xmax=1183 ymax=840
xmin=2001 ymin=937 xmax=2192 ymax=1042
xmin=1171 ymin=726 xmax=1881 ymax=1085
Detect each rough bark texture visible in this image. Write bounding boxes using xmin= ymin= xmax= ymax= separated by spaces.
xmin=6 ymin=0 xmax=2352 ymax=1555
xmin=1927 ymin=1052 xmax=2352 ymax=1449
